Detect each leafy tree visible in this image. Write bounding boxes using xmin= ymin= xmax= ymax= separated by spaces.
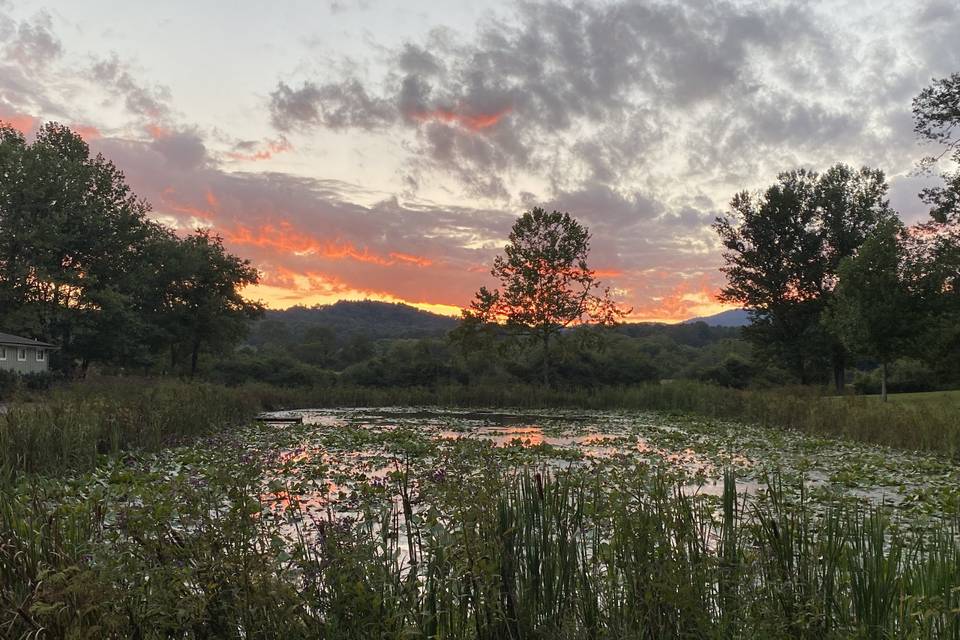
xmin=714 ymin=165 xmax=896 ymax=389
xmin=908 ymin=73 xmax=960 ymax=381
xmin=462 ymin=207 xmax=627 ymax=385
xmin=164 ymin=230 xmax=264 ymax=376
xmin=823 ymin=220 xmax=913 ymax=401
xmin=913 ymin=72 xmax=960 ymax=223
xmin=0 ymin=122 xmax=157 ymax=371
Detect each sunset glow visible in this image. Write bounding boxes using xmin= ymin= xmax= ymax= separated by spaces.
xmin=0 ymin=0 xmax=943 ymax=323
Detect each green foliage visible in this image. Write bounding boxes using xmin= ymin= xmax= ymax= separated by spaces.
xmin=204 ymin=348 xmax=337 ymax=387
xmin=913 ymin=72 xmax=960 ymax=223
xmin=2 ymin=463 xmax=958 ymax=639
xmin=824 ymin=220 xmax=914 ymax=398
xmin=462 ymin=208 xmax=628 ymax=385
xmin=714 ymin=165 xmax=896 ymax=388
xmin=0 ymin=122 xmax=263 ymax=376
xmin=852 ymin=358 xmax=938 ymax=395
xmin=250 ymin=301 xmax=457 ymax=347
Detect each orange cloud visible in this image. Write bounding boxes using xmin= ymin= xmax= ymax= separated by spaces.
xmin=145 ymin=122 xmax=171 ymax=139
xmin=411 ymin=107 xmax=511 ymax=132
xmin=632 ymin=278 xmax=732 ymax=323
xmin=0 ymin=112 xmax=38 ymax=135
xmin=159 ymin=186 xmax=215 ymax=222
xmin=71 ymin=124 xmax=101 ymax=141
xmin=592 ymin=268 xmax=623 ymax=278
xmin=221 ymin=221 xmax=433 ymax=268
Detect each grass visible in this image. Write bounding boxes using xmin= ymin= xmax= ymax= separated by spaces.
xmin=1 ymin=383 xmax=958 ymax=638
xmin=871 ymin=388 xmax=960 ymax=406
xmin=2 ymin=459 xmax=958 ymax=639
xmin=2 ymin=377 xmax=959 ymax=484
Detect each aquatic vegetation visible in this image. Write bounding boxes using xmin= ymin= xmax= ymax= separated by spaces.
xmin=2 ymin=408 xmax=959 ymax=638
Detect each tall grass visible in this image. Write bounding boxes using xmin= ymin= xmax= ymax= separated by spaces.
xmin=0 ymin=380 xmax=273 ymax=480
xmin=2 ymin=468 xmax=958 ymax=639
xmin=3 ymin=377 xmax=959 ymax=483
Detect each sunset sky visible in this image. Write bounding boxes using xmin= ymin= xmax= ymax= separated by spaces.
xmin=1 ymin=0 xmax=956 ymax=321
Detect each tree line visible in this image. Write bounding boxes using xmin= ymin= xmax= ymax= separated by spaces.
xmin=455 ymin=74 xmax=960 ymax=396
xmin=0 ymin=123 xmax=263 ymax=376
xmin=714 ymin=73 xmax=960 ymax=398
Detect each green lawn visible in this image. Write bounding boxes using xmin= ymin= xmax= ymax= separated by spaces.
xmin=862 ymin=388 xmax=960 ymax=405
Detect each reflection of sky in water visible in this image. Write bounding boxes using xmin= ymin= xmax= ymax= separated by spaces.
xmin=258 ymin=408 xmax=928 ymax=538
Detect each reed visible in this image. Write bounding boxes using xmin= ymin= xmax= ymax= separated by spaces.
xmin=3 ymin=463 xmax=958 ymax=639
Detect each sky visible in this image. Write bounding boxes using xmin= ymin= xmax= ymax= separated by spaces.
xmin=1 ymin=0 xmax=957 ymax=321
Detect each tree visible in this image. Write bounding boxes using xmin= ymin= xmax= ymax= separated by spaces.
xmin=462 ymin=207 xmax=627 ymax=385
xmin=908 ymin=73 xmax=960 ymax=382
xmin=0 ymin=121 xmax=266 ymax=376
xmin=913 ymin=72 xmax=960 ymax=223
xmin=714 ymin=165 xmax=896 ymax=390
xmin=0 ymin=122 xmax=158 ymax=372
xmin=164 ymin=230 xmax=264 ymax=376
xmin=823 ymin=220 xmax=914 ymax=401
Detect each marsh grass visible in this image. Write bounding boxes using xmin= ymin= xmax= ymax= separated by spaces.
xmin=2 ymin=377 xmax=958 ymax=484
xmin=4 ymin=459 xmax=958 ymax=639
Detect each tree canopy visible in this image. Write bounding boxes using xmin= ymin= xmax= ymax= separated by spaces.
xmin=0 ymin=121 xmax=263 ymax=375
xmin=823 ymin=219 xmax=913 ymax=400
xmin=913 ymin=72 xmax=960 ymax=223
xmin=461 ymin=207 xmax=627 ymax=385
xmin=714 ymin=164 xmax=896 ymax=388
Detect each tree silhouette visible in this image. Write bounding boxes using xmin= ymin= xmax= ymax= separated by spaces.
xmin=462 ymin=207 xmax=627 ymax=385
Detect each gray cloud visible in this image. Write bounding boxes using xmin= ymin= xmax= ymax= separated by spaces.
xmin=90 ymin=54 xmax=171 ymax=119
xmin=1 ymin=11 xmax=61 ymax=70
xmin=269 ymin=0 xmax=845 ymax=199
xmin=270 ymin=79 xmax=395 ymax=131
xmin=150 ymin=128 xmax=209 ymax=170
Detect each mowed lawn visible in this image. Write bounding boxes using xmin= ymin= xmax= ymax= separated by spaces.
xmin=878 ymin=389 xmax=960 ymax=406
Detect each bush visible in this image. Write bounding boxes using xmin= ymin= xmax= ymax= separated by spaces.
xmin=0 ymin=370 xmax=17 ymax=400
xmin=852 ymin=358 xmax=938 ymax=394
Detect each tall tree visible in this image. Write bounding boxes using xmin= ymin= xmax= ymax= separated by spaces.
xmin=0 ymin=121 xmax=264 ymax=375
xmin=165 ymin=230 xmax=264 ymax=376
xmin=913 ymin=72 xmax=960 ymax=223
xmin=816 ymin=165 xmax=898 ymax=390
xmin=462 ymin=207 xmax=626 ymax=385
xmin=714 ymin=165 xmax=895 ymax=389
xmin=823 ymin=220 xmax=913 ymax=401
xmin=909 ymin=73 xmax=960 ymax=382
xmin=0 ymin=122 xmax=155 ymax=371
xmin=715 ymin=170 xmax=825 ymax=384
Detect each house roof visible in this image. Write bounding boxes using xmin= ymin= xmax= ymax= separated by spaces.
xmin=0 ymin=332 xmax=56 ymax=348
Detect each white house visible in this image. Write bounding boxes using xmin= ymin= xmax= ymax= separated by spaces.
xmin=0 ymin=332 xmax=55 ymax=374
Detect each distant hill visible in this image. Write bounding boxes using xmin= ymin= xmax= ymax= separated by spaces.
xmin=683 ymin=308 xmax=751 ymax=327
xmin=251 ymin=300 xmax=459 ymax=344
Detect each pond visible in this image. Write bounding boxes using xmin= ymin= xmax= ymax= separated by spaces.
xmin=249 ymin=407 xmax=960 ymax=530
xmin=10 ymin=407 xmax=960 ymax=637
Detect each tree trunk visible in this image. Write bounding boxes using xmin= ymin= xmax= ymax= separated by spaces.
xmin=881 ymin=361 xmax=888 ymax=403
xmin=831 ymin=346 xmax=846 ymax=395
xmin=542 ymin=333 xmax=551 ymax=388
xmin=190 ymin=340 xmax=200 ymax=378
xmin=797 ymin=355 xmax=809 ymax=385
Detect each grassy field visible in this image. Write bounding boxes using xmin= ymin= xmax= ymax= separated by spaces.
xmin=871 ymin=388 xmax=960 ymax=405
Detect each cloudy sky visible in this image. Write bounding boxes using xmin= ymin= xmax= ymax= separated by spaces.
xmin=1 ymin=0 xmax=956 ymax=320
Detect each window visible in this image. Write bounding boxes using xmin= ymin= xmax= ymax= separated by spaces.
xmin=36 ymin=349 xmax=45 ymax=362
xmin=17 ymin=348 xmax=26 ymax=361
xmin=0 ymin=346 xmax=6 ymax=360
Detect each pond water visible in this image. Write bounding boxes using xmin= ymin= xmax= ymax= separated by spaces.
xmin=252 ymin=408 xmax=960 ymax=531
